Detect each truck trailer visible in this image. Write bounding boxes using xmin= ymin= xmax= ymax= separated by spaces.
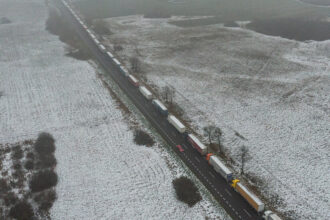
xmin=94 ymin=38 xmax=100 ymax=45
xmin=152 ymin=99 xmax=168 ymax=116
xmin=167 ymin=115 xmax=186 ymax=133
xmin=106 ymin=51 xmax=114 ymax=59
xmin=208 ymin=155 xmax=233 ymax=182
xmin=98 ymin=44 xmax=106 ymax=52
xmin=232 ymin=180 xmax=265 ymax=212
xmin=127 ymin=74 xmax=139 ymax=87
xmin=113 ymin=58 xmax=121 ymax=66
xmin=187 ymin=134 xmax=207 ymax=155
xmin=139 ymin=86 xmax=153 ymax=100
xmin=119 ymin=66 xmax=129 ymax=76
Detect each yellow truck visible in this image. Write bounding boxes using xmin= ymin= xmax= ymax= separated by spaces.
xmin=232 ymin=179 xmax=265 ymax=212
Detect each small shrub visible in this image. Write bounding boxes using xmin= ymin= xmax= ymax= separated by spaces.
xmin=4 ymin=192 xmax=18 ymax=206
xmin=34 ymin=189 xmax=57 ymax=203
xmin=9 ymin=201 xmax=34 ymax=220
xmin=26 ymin=152 xmax=34 ymax=160
xmin=34 ymin=189 xmax=57 ymax=212
xmin=36 ymin=154 xmax=57 ymax=169
xmin=0 ymin=178 xmax=10 ymax=194
xmin=2 ymin=170 xmax=8 ymax=177
xmin=23 ymin=139 xmax=34 ymax=145
xmin=11 ymin=171 xmax=25 ymax=188
xmin=113 ymin=44 xmax=123 ymax=52
xmin=93 ymin=20 xmax=112 ymax=35
xmin=24 ymin=160 xmax=34 ymax=170
xmin=0 ymin=17 xmax=11 ymax=25
xmin=12 ymin=169 xmax=24 ymax=180
xmin=133 ymin=130 xmax=155 ymax=147
xmin=12 ymin=145 xmax=23 ymax=160
xmin=13 ymin=162 xmax=22 ymax=170
xmin=34 ymin=132 xmax=55 ymax=156
xmin=172 ymin=176 xmax=202 ymax=207
xmin=29 ymin=170 xmax=58 ymax=192
xmin=5 ymin=146 xmax=11 ymax=154
xmin=65 ymin=46 xmax=91 ymax=61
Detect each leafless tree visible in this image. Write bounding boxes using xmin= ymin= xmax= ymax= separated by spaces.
xmin=130 ymin=57 xmax=141 ymax=74
xmin=203 ymin=125 xmax=216 ymax=145
xmin=240 ymin=145 xmax=250 ymax=175
xmin=162 ymin=86 xmax=175 ymax=104
xmin=213 ymin=127 xmax=223 ymax=153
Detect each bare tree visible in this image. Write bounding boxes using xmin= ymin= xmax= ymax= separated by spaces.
xmin=203 ymin=126 xmax=216 ymax=145
xmin=162 ymin=86 xmax=175 ymax=104
xmin=130 ymin=57 xmax=141 ymax=74
xmin=213 ymin=127 xmax=223 ymax=153
xmin=240 ymin=145 xmax=250 ymax=175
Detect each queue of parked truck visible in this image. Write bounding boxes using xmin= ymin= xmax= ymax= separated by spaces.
xmin=61 ymin=1 xmax=282 ymax=219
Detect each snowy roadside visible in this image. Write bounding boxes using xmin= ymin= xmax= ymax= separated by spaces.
xmin=100 ymin=15 xmax=330 ymax=219
xmin=0 ymin=0 xmax=229 ymax=219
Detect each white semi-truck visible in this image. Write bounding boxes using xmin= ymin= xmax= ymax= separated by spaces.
xmin=139 ymin=86 xmax=153 ymax=100
xmin=167 ymin=115 xmax=186 ymax=133
xmin=208 ymin=155 xmax=233 ymax=182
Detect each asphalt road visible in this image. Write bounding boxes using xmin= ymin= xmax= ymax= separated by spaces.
xmin=56 ymin=1 xmax=264 ymax=219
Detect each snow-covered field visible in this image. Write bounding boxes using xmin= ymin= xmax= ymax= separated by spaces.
xmin=0 ymin=1 xmax=229 ymax=219
xmin=102 ymin=15 xmax=330 ymax=219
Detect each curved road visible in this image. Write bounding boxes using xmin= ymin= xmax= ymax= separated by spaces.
xmin=55 ymin=1 xmax=263 ymax=219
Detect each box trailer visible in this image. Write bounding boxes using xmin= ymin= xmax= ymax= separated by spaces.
xmin=90 ymin=34 xmax=96 ymax=39
xmin=94 ymin=39 xmax=100 ymax=45
xmin=187 ymin=134 xmax=207 ymax=155
xmin=208 ymin=155 xmax=233 ymax=182
xmin=139 ymin=86 xmax=153 ymax=100
xmin=106 ymin=51 xmax=114 ymax=59
xmin=263 ymin=211 xmax=282 ymax=220
xmin=167 ymin=115 xmax=186 ymax=133
xmin=128 ymin=74 xmax=139 ymax=87
xmin=119 ymin=66 xmax=129 ymax=76
xmin=232 ymin=180 xmax=264 ymax=212
xmin=113 ymin=58 xmax=121 ymax=66
xmin=152 ymin=99 xmax=168 ymax=116
xmin=98 ymin=44 xmax=106 ymax=52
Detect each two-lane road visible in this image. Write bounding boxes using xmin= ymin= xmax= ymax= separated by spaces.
xmin=55 ymin=1 xmax=263 ymax=219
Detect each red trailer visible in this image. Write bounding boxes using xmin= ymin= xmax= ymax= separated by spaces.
xmin=187 ymin=134 xmax=207 ymax=155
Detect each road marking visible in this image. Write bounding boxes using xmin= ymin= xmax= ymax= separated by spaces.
xmin=171 ymin=130 xmax=177 ymax=136
xmin=195 ymin=156 xmax=200 ymax=162
xmin=225 ymin=188 xmax=232 ymax=197
xmin=243 ymin=209 xmax=252 ymax=218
